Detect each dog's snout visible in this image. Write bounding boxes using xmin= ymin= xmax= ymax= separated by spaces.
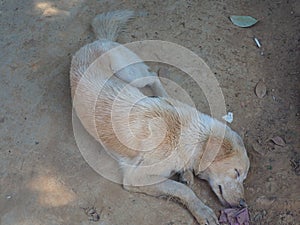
xmin=239 ymin=198 xmax=247 ymax=208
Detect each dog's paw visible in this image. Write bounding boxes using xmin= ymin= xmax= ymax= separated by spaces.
xmin=189 ymin=202 xmax=219 ymax=225
xmin=179 ymin=170 xmax=194 ymax=186
xmin=196 ymin=206 xmax=219 ymax=225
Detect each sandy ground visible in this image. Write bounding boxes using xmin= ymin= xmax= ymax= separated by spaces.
xmin=0 ymin=0 xmax=299 ymax=224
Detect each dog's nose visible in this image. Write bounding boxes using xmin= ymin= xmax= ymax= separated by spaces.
xmin=239 ymin=198 xmax=247 ymax=208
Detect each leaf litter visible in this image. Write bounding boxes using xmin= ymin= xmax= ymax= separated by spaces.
xmin=270 ymin=136 xmax=286 ymax=147
xmin=255 ymin=80 xmax=267 ymax=98
xmin=229 ymin=15 xmax=258 ymax=28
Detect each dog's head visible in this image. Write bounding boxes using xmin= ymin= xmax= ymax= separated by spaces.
xmin=196 ymin=127 xmax=250 ymax=208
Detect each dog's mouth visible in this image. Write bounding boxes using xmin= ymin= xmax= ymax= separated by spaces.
xmin=221 ymin=198 xmax=232 ymax=208
xmin=216 ymin=185 xmax=232 ymax=207
xmin=216 ymin=185 xmax=247 ymax=208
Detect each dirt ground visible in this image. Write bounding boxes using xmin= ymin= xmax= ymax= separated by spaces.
xmin=0 ymin=0 xmax=299 ymax=224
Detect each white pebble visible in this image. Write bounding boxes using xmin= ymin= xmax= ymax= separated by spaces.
xmin=254 ymin=37 xmax=262 ymax=48
xmin=222 ymin=112 xmax=233 ymax=123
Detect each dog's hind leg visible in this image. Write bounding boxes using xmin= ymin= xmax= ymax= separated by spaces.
xmin=112 ymin=56 xmax=168 ymax=97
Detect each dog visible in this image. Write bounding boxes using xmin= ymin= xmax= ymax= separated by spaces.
xmin=70 ymin=10 xmax=250 ymax=225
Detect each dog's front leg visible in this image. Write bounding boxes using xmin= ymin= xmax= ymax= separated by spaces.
xmin=124 ymin=178 xmax=219 ymax=225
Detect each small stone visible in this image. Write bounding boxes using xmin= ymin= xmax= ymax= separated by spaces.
xmin=253 ymin=210 xmax=267 ymax=222
xmin=256 ymin=196 xmax=275 ymax=206
xmin=84 ymin=207 xmax=100 ymax=222
xmin=89 ymin=213 xmax=100 ymax=222
xmin=254 ymin=213 xmax=263 ymax=222
xmin=87 ymin=208 xmax=96 ymax=215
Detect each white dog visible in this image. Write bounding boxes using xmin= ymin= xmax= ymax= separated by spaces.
xmin=70 ymin=10 xmax=250 ymax=225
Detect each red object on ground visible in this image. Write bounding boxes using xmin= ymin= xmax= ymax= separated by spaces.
xmin=219 ymin=207 xmax=250 ymax=225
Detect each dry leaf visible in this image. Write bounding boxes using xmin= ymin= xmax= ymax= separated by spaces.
xmin=229 ymin=15 xmax=258 ymax=28
xmin=255 ymin=80 xmax=267 ymax=98
xmin=270 ymin=136 xmax=286 ymax=146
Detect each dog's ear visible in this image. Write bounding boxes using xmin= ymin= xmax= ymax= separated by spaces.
xmin=197 ymin=137 xmax=235 ymax=172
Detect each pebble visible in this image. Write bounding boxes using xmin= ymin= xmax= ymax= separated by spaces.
xmin=87 ymin=208 xmax=96 ymax=215
xmin=89 ymin=213 xmax=100 ymax=222
xmin=84 ymin=207 xmax=100 ymax=222
xmin=6 ymin=195 xmax=12 ymax=199
xmin=254 ymin=210 xmax=267 ymax=222
xmin=256 ymin=196 xmax=275 ymax=206
xmin=254 ymin=213 xmax=262 ymax=222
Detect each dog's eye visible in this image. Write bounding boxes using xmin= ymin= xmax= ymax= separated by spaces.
xmin=234 ymin=168 xmax=240 ymax=178
xmin=218 ymin=185 xmax=223 ymax=195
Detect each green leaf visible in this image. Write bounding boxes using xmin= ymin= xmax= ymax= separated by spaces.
xmin=229 ymin=15 xmax=258 ymax=28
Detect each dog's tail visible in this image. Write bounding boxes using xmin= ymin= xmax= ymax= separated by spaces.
xmin=92 ymin=10 xmax=135 ymax=41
